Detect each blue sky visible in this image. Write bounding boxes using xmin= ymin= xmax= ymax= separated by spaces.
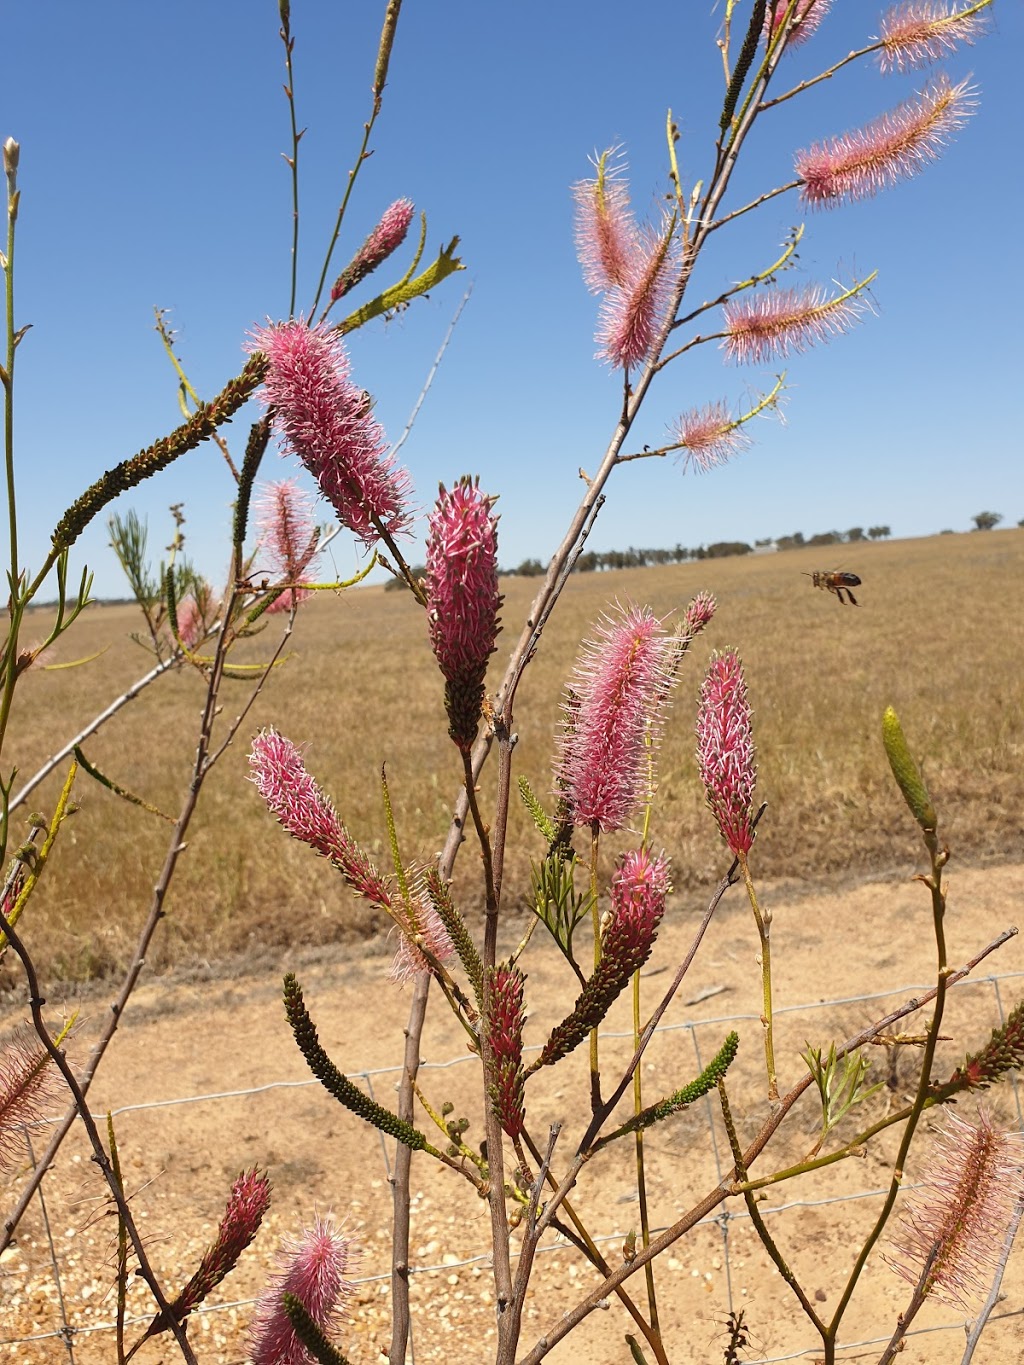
xmin=3 ymin=1 xmax=1022 ymax=598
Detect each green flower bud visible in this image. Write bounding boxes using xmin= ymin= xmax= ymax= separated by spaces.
xmin=882 ymin=706 xmax=937 ymax=832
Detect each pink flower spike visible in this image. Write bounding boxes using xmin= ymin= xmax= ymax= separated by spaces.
xmin=556 ymin=602 xmax=676 ymax=833
xmin=877 ymin=3 xmax=988 ymax=74
xmin=573 ymin=147 xmax=637 ymax=294
xmin=331 ymin=198 xmax=415 ymax=302
xmin=682 ymin=592 xmax=717 ymax=639
xmin=0 ymin=1027 xmax=65 ymax=1178
xmin=671 ymin=400 xmax=753 ymax=473
xmin=796 ymin=75 xmax=974 ymax=208
xmin=171 ymin=1168 xmax=272 ymax=1323
xmin=609 ymin=848 xmax=671 ymax=966
xmin=885 ymin=1109 xmax=1024 ymax=1310
xmin=249 ymin=729 xmax=393 ymax=909
xmin=487 ymin=964 xmax=527 ymax=1138
xmin=425 ymin=478 xmax=503 ymax=751
xmin=723 ymin=281 xmax=871 ymax=365
xmin=597 ymin=222 xmax=677 ymax=370
xmin=250 ymin=1215 xmax=354 ymax=1365
xmin=249 ymin=320 xmax=413 ymax=548
xmin=765 ymin=0 xmax=833 ymax=49
xmin=255 ymin=479 xmax=322 ymax=613
xmin=390 ymin=892 xmax=457 ymax=985
xmin=697 ymin=650 xmax=757 ymax=857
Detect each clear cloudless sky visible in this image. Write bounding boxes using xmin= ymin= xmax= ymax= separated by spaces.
xmin=3 ymin=1 xmax=1022 ymax=597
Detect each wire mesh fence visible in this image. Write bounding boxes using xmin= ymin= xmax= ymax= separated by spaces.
xmin=3 ymin=968 xmax=1024 ymax=1363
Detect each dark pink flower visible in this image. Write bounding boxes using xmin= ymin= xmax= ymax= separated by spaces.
xmin=877 ymin=3 xmax=988 ymax=74
xmin=723 ymin=283 xmax=870 ymax=364
xmin=250 ymin=320 xmax=413 ymax=547
xmin=556 ymin=603 xmax=676 ymax=833
xmin=596 ymin=222 xmax=677 ymax=370
xmin=765 ymin=0 xmax=833 ymax=48
xmin=170 ymin=1168 xmax=272 ymax=1323
xmin=255 ymin=479 xmax=322 ymax=613
xmin=696 ymin=650 xmax=757 ymax=857
xmin=671 ymin=400 xmax=753 ymax=473
xmin=425 ymin=478 xmax=502 ymax=751
xmin=0 ymin=1027 xmax=65 ymax=1177
xmin=885 ymin=1109 xmax=1024 ymax=1310
xmin=487 ymin=964 xmax=527 ymax=1138
xmin=573 ymin=148 xmax=637 ymax=294
xmin=250 ymin=1215 xmax=353 ymax=1365
xmin=796 ymin=75 xmax=973 ymax=207
xmin=331 ymin=198 xmax=415 ymax=302
xmin=608 ymin=848 xmax=671 ymax=967
xmin=249 ymin=729 xmax=393 ymax=908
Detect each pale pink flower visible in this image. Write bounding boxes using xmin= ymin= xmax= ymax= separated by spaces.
xmin=331 ymin=198 xmax=415 ymax=302
xmin=248 ymin=729 xmax=393 ymax=908
xmin=425 ymin=479 xmax=502 ymax=751
xmin=175 ymin=594 xmax=206 ymax=648
xmin=885 ymin=1109 xmax=1024 ymax=1310
xmin=596 ymin=222 xmax=677 ymax=370
xmin=796 ymin=75 xmax=973 ymax=207
xmin=765 ymin=0 xmax=833 ymax=48
xmin=487 ymin=963 xmax=527 ymax=1138
xmin=0 ymin=1027 xmax=65 ymax=1177
xmin=250 ymin=1215 xmax=353 ymax=1365
xmin=389 ymin=892 xmax=457 ymax=985
xmin=671 ymin=400 xmax=753 ymax=473
xmin=250 ymin=320 xmax=413 ymax=547
xmin=255 ymin=479 xmax=322 ymax=613
xmin=723 ymin=283 xmax=869 ymax=364
xmin=573 ymin=148 xmax=637 ymax=294
xmin=697 ymin=650 xmax=757 ymax=857
xmin=556 ymin=603 xmax=676 ymax=832
xmin=877 ymin=3 xmax=988 ymax=74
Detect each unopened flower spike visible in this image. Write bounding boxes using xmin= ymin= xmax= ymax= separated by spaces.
xmin=249 ymin=319 xmax=413 ymax=548
xmin=884 ymin=1108 xmax=1024 ymax=1310
xmin=877 ymin=2 xmax=990 ymax=75
xmin=487 ymin=963 xmax=527 ymax=1138
xmin=249 ymin=1214 xmax=354 ymax=1365
xmin=425 ymin=478 xmax=502 ymax=752
xmin=882 ymin=706 xmax=937 ymax=832
xmin=796 ymin=75 xmax=974 ymax=208
xmin=697 ymin=650 xmax=757 ymax=858
xmin=556 ymin=603 xmax=677 ymax=833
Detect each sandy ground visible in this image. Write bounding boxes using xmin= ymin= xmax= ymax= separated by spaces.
xmin=4 ymin=862 xmax=1024 ymax=1364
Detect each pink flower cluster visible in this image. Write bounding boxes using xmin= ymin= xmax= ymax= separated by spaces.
xmin=331 ymin=198 xmax=415 ymax=302
xmin=765 ymin=0 xmax=833 ymax=49
xmin=425 ymin=479 xmax=502 ymax=751
xmin=556 ymin=603 xmax=677 ymax=833
xmin=0 ymin=1027 xmax=64 ymax=1178
xmin=170 ymin=1168 xmax=272 ymax=1323
xmin=573 ymin=149 xmax=677 ymax=370
xmin=248 ymin=728 xmax=393 ymax=908
xmin=696 ymin=650 xmax=757 ymax=857
xmin=878 ymin=3 xmax=988 ymax=75
xmin=606 ymin=847 xmax=671 ymax=972
xmin=251 ymin=320 xmax=412 ymax=548
xmin=250 ymin=1215 xmax=353 ymax=1365
xmin=255 ymin=479 xmax=322 ymax=613
xmin=487 ymin=964 xmax=527 ymax=1138
xmin=723 ymin=283 xmax=869 ymax=365
xmin=671 ymin=400 xmax=753 ymax=473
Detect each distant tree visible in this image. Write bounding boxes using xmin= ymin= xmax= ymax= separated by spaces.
xmin=754 ymin=536 xmax=774 ymax=548
xmin=940 ymin=529 xmax=954 ymax=535
xmin=845 ymin=527 xmax=865 ymax=542
xmin=971 ymin=511 xmax=1002 ymax=531
xmin=868 ymin=525 xmax=891 ymax=540
xmin=515 ymin=557 xmax=546 ymax=576
xmin=807 ymin=531 xmax=841 ymax=548
xmin=1018 ymin=518 xmax=1024 ymax=528
xmin=705 ymin=541 xmax=752 ymax=558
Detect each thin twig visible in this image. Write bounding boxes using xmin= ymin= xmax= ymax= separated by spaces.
xmin=22 ymin=1128 xmax=76 ymax=1364
xmin=389 ymin=285 xmax=473 ymax=463
xmin=960 ymin=1188 xmax=1024 ymax=1363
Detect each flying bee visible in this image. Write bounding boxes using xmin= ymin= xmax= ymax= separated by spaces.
xmin=805 ymin=570 xmax=861 ymax=605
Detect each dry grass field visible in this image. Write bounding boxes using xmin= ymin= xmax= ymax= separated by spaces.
xmin=2 ymin=526 xmax=1023 ymax=987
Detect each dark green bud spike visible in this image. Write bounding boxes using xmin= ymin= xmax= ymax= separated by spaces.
xmin=283 ymin=974 xmax=427 ymax=1151
xmin=282 ymin=1293 xmax=351 ymax=1364
xmin=720 ymin=0 xmax=767 ymax=132
xmin=594 ymin=1032 xmax=740 ymax=1149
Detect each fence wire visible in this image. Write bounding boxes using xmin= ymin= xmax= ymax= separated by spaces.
xmin=3 ymin=969 xmax=1023 ymax=1362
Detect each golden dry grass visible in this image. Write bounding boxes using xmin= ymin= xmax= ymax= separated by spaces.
xmin=4 ymin=527 xmax=1023 ymax=986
